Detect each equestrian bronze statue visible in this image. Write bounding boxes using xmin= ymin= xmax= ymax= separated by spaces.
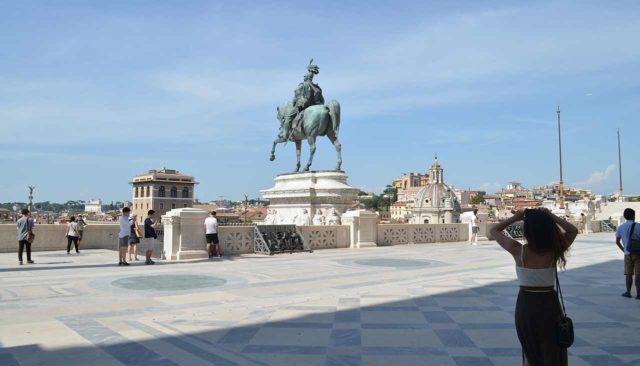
xmin=270 ymin=59 xmax=342 ymax=172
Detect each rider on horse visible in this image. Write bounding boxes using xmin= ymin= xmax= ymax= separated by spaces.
xmin=282 ymin=59 xmax=325 ymax=139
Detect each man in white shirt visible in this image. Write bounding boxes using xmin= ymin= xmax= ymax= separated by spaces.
xmin=118 ymin=207 xmax=131 ymax=266
xmin=615 ymin=208 xmax=640 ymax=299
xmin=204 ymin=211 xmax=220 ymax=258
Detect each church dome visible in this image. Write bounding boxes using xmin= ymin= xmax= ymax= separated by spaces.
xmin=414 ymin=183 xmax=460 ymax=211
xmin=410 ymin=156 xmax=461 ymax=224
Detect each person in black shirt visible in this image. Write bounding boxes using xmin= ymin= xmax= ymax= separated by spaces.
xmin=143 ymin=210 xmax=158 ymax=265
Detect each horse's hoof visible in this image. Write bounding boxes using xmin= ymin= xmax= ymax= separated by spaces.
xmin=269 ymin=155 xmax=275 ymax=161
xmin=303 ymin=167 xmax=310 ymax=172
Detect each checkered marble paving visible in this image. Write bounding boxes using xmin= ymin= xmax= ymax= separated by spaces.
xmin=1 ymin=233 xmax=639 ymax=365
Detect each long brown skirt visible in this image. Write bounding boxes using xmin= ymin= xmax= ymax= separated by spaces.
xmin=515 ymin=290 xmax=568 ymax=366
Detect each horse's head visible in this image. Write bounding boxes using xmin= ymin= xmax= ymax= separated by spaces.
xmin=275 ymin=101 xmax=293 ymax=140
xmin=276 ymin=101 xmax=291 ymax=126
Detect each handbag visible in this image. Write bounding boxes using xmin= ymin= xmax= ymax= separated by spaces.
xmin=555 ymin=268 xmax=574 ymax=348
xmin=628 ymin=223 xmax=640 ymax=254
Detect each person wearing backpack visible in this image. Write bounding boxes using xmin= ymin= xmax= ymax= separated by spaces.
xmin=615 ymin=208 xmax=640 ymax=299
xmin=76 ymin=214 xmax=87 ymax=246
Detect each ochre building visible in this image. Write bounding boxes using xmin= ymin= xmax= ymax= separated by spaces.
xmin=130 ymin=169 xmax=197 ymax=223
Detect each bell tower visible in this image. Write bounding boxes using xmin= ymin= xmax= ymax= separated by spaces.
xmin=429 ymin=155 xmax=444 ymax=184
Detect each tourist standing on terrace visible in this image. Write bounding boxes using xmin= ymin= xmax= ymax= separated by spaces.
xmin=579 ymin=213 xmax=587 ymax=234
xmin=143 ymin=210 xmax=157 ymax=265
xmin=16 ymin=208 xmax=35 ymax=265
xmin=470 ymin=209 xmax=479 ymax=245
xmin=128 ymin=214 xmax=141 ymax=261
xmin=490 ymin=208 xmax=577 ymax=366
xmin=118 ymin=207 xmax=131 ymax=266
xmin=615 ymin=208 xmax=640 ymax=299
xmin=76 ymin=214 xmax=87 ymax=246
xmin=204 ymin=211 xmax=220 ymax=258
xmin=66 ymin=216 xmax=80 ymax=254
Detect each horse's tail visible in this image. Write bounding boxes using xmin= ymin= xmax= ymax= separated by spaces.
xmin=328 ymin=99 xmax=340 ymax=136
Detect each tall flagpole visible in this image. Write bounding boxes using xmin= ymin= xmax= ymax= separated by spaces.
xmin=557 ymin=106 xmax=565 ymax=209
xmin=617 ymin=129 xmax=624 ymax=201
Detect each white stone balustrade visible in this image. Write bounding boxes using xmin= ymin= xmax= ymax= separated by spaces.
xmin=0 ymin=223 xmax=120 ymax=253
xmin=218 ymin=226 xmax=255 ymax=255
xmin=377 ymin=223 xmax=469 ymax=246
xmin=297 ymin=225 xmax=350 ymax=249
xmin=1 ymin=218 xmax=472 ymax=256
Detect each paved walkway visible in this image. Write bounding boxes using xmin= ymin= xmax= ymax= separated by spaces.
xmin=1 ymin=233 xmax=638 ymax=365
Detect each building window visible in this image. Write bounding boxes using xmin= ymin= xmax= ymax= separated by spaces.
xmin=170 ymin=187 xmax=178 ymax=198
xmin=171 ymin=203 xmax=176 ymax=209
xmin=183 ymin=203 xmax=187 ymax=208
xmin=146 ymin=186 xmax=150 ymax=197
xmin=146 ymin=203 xmax=149 ymax=209
xmin=159 ymin=203 xmax=164 ymax=210
xmin=159 ymin=186 xmax=165 ymax=197
xmin=182 ymin=187 xmax=189 ymax=198
xmin=134 ymin=187 xmax=139 ymax=198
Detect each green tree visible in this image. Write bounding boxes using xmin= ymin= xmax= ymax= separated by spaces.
xmin=470 ymin=194 xmax=485 ymax=205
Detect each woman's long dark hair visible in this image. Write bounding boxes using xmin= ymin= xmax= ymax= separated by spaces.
xmin=523 ymin=209 xmax=568 ymax=269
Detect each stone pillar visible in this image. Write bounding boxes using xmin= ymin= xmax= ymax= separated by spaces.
xmin=342 ymin=210 xmax=379 ymax=248
xmin=161 ymin=214 xmax=180 ymax=260
xmin=476 ymin=212 xmax=489 ymax=241
xmin=162 ymin=208 xmax=209 ymax=260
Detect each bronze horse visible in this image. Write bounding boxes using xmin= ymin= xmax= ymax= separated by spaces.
xmin=270 ymin=100 xmax=342 ymax=172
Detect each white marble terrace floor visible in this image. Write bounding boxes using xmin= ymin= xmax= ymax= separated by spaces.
xmin=1 ymin=233 xmax=639 ymax=366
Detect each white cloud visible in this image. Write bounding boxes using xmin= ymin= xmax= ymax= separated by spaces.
xmin=574 ymin=164 xmax=617 ymax=189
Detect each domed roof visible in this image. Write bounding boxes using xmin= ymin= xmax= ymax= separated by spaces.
xmin=414 ymin=183 xmax=460 ymax=211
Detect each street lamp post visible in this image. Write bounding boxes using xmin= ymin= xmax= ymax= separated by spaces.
xmin=617 ymin=129 xmax=624 ymax=202
xmin=556 ymin=107 xmax=565 ymax=209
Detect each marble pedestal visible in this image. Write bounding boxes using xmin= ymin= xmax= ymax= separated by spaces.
xmin=260 ymin=171 xmax=359 ymax=225
xmin=161 ymin=208 xmax=209 ymax=260
xmin=342 ymin=209 xmax=379 ymax=248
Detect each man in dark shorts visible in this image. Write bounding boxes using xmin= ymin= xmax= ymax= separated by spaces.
xmin=616 ymin=208 xmax=640 ymax=299
xmin=143 ymin=210 xmax=157 ymax=265
xmin=118 ymin=207 xmax=131 ymax=266
xmin=204 ymin=211 xmax=221 ymax=258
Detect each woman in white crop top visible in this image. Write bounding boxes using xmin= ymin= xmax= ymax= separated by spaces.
xmin=490 ymin=208 xmax=577 ymax=366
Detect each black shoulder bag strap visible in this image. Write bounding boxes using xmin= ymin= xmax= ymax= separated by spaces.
xmin=555 ymin=266 xmax=574 ymax=347
xmin=629 ymin=222 xmax=637 ymax=250
xmin=555 ymin=267 xmax=566 ymax=317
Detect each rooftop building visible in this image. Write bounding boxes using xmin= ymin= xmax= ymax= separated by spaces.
xmin=130 ymin=169 xmax=197 ymax=223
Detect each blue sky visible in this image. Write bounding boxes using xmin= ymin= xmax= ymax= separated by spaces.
xmin=1 ymin=0 xmax=639 ymax=203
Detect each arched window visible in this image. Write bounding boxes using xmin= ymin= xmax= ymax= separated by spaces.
xmin=146 ymin=186 xmax=150 ymax=197
xmin=170 ymin=187 xmax=178 ymax=198
xmin=134 ymin=187 xmax=139 ymax=198
xmin=159 ymin=186 xmax=166 ymax=197
xmin=182 ymin=187 xmax=189 ymax=198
